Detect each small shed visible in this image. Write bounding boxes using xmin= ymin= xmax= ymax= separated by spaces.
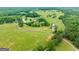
xmin=51 ymin=23 xmax=57 ymax=33
xmin=22 ymin=16 xmax=26 ymax=23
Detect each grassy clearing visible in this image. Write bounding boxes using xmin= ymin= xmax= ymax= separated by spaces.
xmin=0 ymin=24 xmax=51 ymax=51
xmin=55 ymin=41 xmax=75 ymax=51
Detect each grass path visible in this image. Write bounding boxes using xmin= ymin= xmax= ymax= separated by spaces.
xmin=17 ymin=26 xmax=50 ymax=32
xmin=62 ymin=38 xmax=79 ymax=51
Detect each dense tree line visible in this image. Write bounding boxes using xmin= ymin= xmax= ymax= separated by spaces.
xmin=26 ymin=12 xmax=40 ymax=17
xmin=60 ymin=12 xmax=79 ymax=48
xmin=0 ymin=16 xmax=17 ymax=24
xmin=0 ymin=15 xmax=24 ymax=28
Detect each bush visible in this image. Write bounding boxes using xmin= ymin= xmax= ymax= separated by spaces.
xmin=33 ymin=40 xmax=56 ymax=51
xmin=18 ymin=22 xmax=23 ymax=27
xmin=53 ymin=31 xmax=63 ymax=40
xmin=17 ymin=18 xmax=24 ymax=27
xmin=33 ymin=44 xmax=45 ymax=51
xmin=45 ymin=40 xmax=55 ymax=51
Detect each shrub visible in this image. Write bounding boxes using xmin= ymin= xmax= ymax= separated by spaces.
xmin=33 ymin=44 xmax=45 ymax=51
xmin=33 ymin=40 xmax=56 ymax=51
xmin=45 ymin=40 xmax=55 ymax=51
xmin=18 ymin=22 xmax=23 ymax=27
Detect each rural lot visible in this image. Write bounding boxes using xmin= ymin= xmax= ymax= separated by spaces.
xmin=0 ymin=7 xmax=79 ymax=51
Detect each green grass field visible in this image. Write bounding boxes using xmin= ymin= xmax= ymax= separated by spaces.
xmin=0 ymin=24 xmax=51 ymax=51
xmin=55 ymin=41 xmax=75 ymax=51
xmin=0 ymin=10 xmax=75 ymax=51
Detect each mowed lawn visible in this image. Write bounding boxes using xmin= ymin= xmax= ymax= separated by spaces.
xmin=0 ymin=24 xmax=50 ymax=51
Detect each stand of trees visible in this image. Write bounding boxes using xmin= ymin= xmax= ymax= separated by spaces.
xmin=0 ymin=16 xmax=17 ymax=24
xmin=26 ymin=12 xmax=40 ymax=17
xmin=60 ymin=12 xmax=79 ymax=48
xmin=26 ymin=17 xmax=49 ymax=27
xmin=0 ymin=15 xmax=24 ymax=27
